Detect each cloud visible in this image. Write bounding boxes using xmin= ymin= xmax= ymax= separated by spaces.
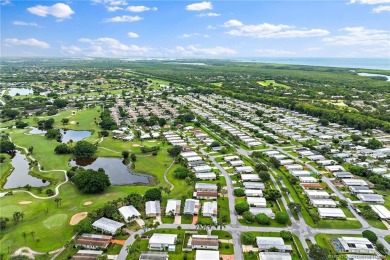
xmin=372 ymin=5 xmax=390 ymax=12
xmin=91 ymin=0 xmax=127 ymax=6
xmin=198 ymin=12 xmax=220 ymax=17
xmin=255 ymin=49 xmax=296 ymax=56
xmin=103 ymin=15 xmax=142 ymax=23
xmin=323 ymin=27 xmax=390 ymax=47
xmin=307 ymin=47 xmax=322 ymax=51
xmin=186 ymin=1 xmax=213 ymax=11
xmin=127 ymin=32 xmax=139 ymax=38
xmin=61 ymin=45 xmax=82 ymax=55
xmin=179 ymin=33 xmax=209 ymax=38
xmin=349 ymin=0 xmax=390 ymax=4
xmin=170 ymin=45 xmax=236 ymax=56
xmin=13 ymin=21 xmax=39 ymax=27
xmin=126 ymin=5 xmax=157 ymax=12
xmin=76 ymin=37 xmax=151 ymax=56
xmin=107 ymin=6 xmax=123 ymax=12
xmin=223 ymin=19 xmax=329 ymax=38
xmin=1 ymin=0 xmax=11 ymax=6
xmin=27 ymin=3 xmax=74 ymax=19
xmin=207 ymin=25 xmax=218 ymax=30
xmin=4 ymin=38 xmax=50 ymax=48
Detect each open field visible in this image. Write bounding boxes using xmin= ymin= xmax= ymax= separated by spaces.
xmin=257 ymin=80 xmax=291 ymax=89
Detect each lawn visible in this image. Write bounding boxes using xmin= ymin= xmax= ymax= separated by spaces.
xmin=0 ymin=153 xmax=13 ymax=187
xmin=257 ymin=80 xmax=291 ymax=89
xmin=211 ymin=230 xmax=232 ymax=240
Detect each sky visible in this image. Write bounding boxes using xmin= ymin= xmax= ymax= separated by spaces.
xmin=1 ymin=0 xmax=390 ymax=58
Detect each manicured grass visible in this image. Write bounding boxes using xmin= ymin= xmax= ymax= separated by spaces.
xmin=211 ymin=230 xmax=232 ymax=239
xmin=218 ymin=197 xmax=231 ymax=224
xmin=0 ymin=153 xmax=13 ymax=187
xmin=238 ymin=218 xmax=288 ymax=228
xmin=106 ymin=243 xmax=123 ymax=254
xmin=219 ymin=242 xmax=234 ymax=254
xmin=161 ymin=216 xmax=175 ymax=224
xmin=257 ymin=80 xmax=291 ymax=89
xmin=385 ymin=235 xmax=390 ymax=243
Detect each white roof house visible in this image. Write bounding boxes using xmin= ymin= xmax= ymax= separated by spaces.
xmin=230 ymin=160 xmax=245 ymax=167
xmin=224 ymin=155 xmax=240 ymax=161
xmin=236 ymin=166 xmax=254 ymax=173
xmin=241 ymin=174 xmax=261 ymax=182
xmin=249 ymin=207 xmax=275 ymax=219
xmin=305 ymin=190 xmax=330 ymax=199
xmin=245 ymin=189 xmax=263 ymax=197
xmin=195 ymin=250 xmax=219 ymax=260
xmin=371 ymin=205 xmax=390 ymax=220
xmin=349 ymin=186 xmax=374 ymax=194
xmin=357 ymin=194 xmax=384 ymax=204
xmin=149 ymin=234 xmax=178 ymax=251
xmin=285 ymin=164 xmax=304 ymax=171
xmin=299 ymin=176 xmax=318 ymax=183
xmin=118 ymin=205 xmax=141 ymax=222
xmin=318 ymin=208 xmax=346 ymax=219
xmin=196 ymin=172 xmax=217 ymax=180
xmin=256 ymin=237 xmax=292 ymax=252
xmin=325 ymin=165 xmax=345 ymax=172
xmin=202 ymin=201 xmax=218 ymax=217
xmin=247 ymin=197 xmax=267 ymax=208
xmin=166 ymin=199 xmax=181 ymax=215
xmin=243 ymin=182 xmax=265 ymax=190
xmin=195 ymin=183 xmax=217 ymax=191
xmin=145 ymin=200 xmax=161 ymax=217
xmin=310 ymin=199 xmax=337 ymax=208
xmin=280 ymin=159 xmax=295 ymax=165
xmin=193 ymin=165 xmax=212 ymax=173
xmin=259 ymin=252 xmax=292 ymax=260
xmin=290 ymin=170 xmax=311 ymax=177
xmin=184 ymin=199 xmax=200 ymax=215
xmin=342 ymin=179 xmax=368 ymax=186
xmin=92 ymin=217 xmax=124 ymax=235
xmin=338 ymin=237 xmax=375 ymax=254
xmin=181 ymin=151 xmax=199 ymax=158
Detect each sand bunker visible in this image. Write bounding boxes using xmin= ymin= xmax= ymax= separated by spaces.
xmin=70 ymin=212 xmax=88 ymax=225
xmin=19 ymin=201 xmax=32 ymax=205
xmin=132 ymin=144 xmax=140 ymax=147
xmin=70 ymin=121 xmax=77 ymax=125
xmin=83 ymin=201 xmax=93 ymax=206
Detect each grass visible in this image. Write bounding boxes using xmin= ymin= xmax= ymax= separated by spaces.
xmin=211 ymin=230 xmax=232 ymax=239
xmin=257 ymin=80 xmax=291 ymax=89
xmin=0 ymin=153 xmax=13 ymax=187
xmin=385 ymin=235 xmax=390 ymax=244
xmin=219 ymin=242 xmax=234 ymax=254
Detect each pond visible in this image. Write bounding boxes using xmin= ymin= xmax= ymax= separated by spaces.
xmin=7 ymin=88 xmax=34 ymax=96
xmin=357 ymin=72 xmax=390 ymax=81
xmin=3 ymin=151 xmax=49 ymax=189
xmin=28 ymin=127 xmax=92 ymax=143
xmin=69 ymin=157 xmax=153 ymax=185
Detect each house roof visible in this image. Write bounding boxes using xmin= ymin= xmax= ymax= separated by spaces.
xmin=118 ymin=205 xmax=141 ymax=221
xmin=149 ymin=234 xmax=177 ymax=245
xmin=195 ymin=250 xmax=219 ymax=260
xmin=259 ymin=252 xmax=292 ymax=260
xmin=75 ymin=233 xmax=112 ymax=248
xmin=191 ymin=235 xmax=219 ymax=247
xmin=145 ymin=200 xmax=161 ymax=215
xmin=92 ymin=217 xmax=123 ymax=234
xmin=139 ymin=251 xmax=168 ymax=260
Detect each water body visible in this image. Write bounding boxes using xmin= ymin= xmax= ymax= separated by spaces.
xmin=235 ymin=58 xmax=390 ymax=70
xmin=28 ymin=127 xmax=91 ymax=143
xmin=7 ymin=88 xmax=33 ymax=97
xmin=357 ymin=72 xmax=390 ymax=81
xmin=69 ymin=157 xmax=153 ymax=185
xmin=3 ymin=151 xmax=49 ymax=189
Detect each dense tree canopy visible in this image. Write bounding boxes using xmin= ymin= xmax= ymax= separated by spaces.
xmin=73 ymin=141 xmax=97 ymax=158
xmin=71 ymin=168 xmax=111 ymax=193
xmin=144 ymin=188 xmax=162 ymax=201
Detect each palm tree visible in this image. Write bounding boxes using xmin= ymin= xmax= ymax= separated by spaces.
xmin=22 ymin=232 xmax=27 ymax=243
xmin=54 ymin=198 xmax=61 ymax=208
xmin=221 ymin=189 xmax=227 ymax=200
xmin=30 ymin=231 xmax=35 ymax=240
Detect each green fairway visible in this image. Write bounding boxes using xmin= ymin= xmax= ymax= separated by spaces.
xmin=43 ymin=214 xmax=68 ymax=230
xmin=257 ymin=80 xmax=291 ymax=89
xmin=0 ymin=205 xmax=23 ymax=218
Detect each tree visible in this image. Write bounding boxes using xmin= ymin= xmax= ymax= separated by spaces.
xmin=0 ymin=140 xmax=15 ymax=153
xmin=45 ymin=129 xmax=61 ymax=140
xmin=173 ymin=167 xmax=189 ymax=179
xmin=255 ymin=163 xmax=268 ymax=172
xmin=256 ymin=213 xmax=270 ymax=225
xmin=54 ymin=144 xmax=72 ymax=154
xmin=54 ymin=198 xmax=62 ymax=208
xmin=309 ymin=245 xmax=330 ymax=260
xmin=275 ymin=211 xmax=289 ymax=224
xmin=235 ymin=202 xmax=249 ymax=215
xmin=264 ymin=189 xmax=281 ymax=201
xmin=339 ymin=199 xmax=348 ymax=208
xmin=367 ymin=138 xmax=383 ymax=149
xmin=122 ymin=150 xmax=130 ymax=159
xmin=362 ymin=230 xmax=378 ymax=243
xmin=28 ymin=146 xmax=34 ymax=154
xmin=3 ymin=109 xmax=20 ymax=119
xmin=130 ymin=153 xmax=137 ymax=162
xmin=53 ymin=99 xmax=68 ymax=108
xmin=61 ymin=118 xmax=70 ymax=125
xmin=288 ymin=176 xmax=299 ymax=185
xmin=74 ymin=218 xmax=93 ymax=234
xmin=46 ymin=189 xmax=54 ymax=196
xmin=242 ymin=233 xmax=255 ymax=245
xmin=73 ymin=141 xmax=97 ymax=158
xmin=376 ymin=242 xmax=387 ymax=255
xmin=71 ymin=168 xmax=111 ymax=193
xmin=233 ymin=188 xmax=245 ymax=197
xmin=280 ymin=230 xmax=292 ymax=240
xmin=242 ymin=211 xmax=255 ymax=223
xmin=319 ymin=118 xmax=329 ymax=126
xmin=258 ymin=171 xmax=271 ymax=182
xmin=144 ymin=188 xmax=162 ymax=201
xmin=167 ymin=145 xmax=182 ymax=157
xmin=0 ymin=155 xmax=5 ymax=163
xmin=0 ymin=217 xmax=9 ymax=229
xmin=288 ymin=202 xmax=302 ymax=214
xmin=269 ymin=157 xmax=281 ymax=168
xmin=98 ymin=130 xmax=109 ymax=137
xmin=15 ymin=121 xmax=28 ymax=129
